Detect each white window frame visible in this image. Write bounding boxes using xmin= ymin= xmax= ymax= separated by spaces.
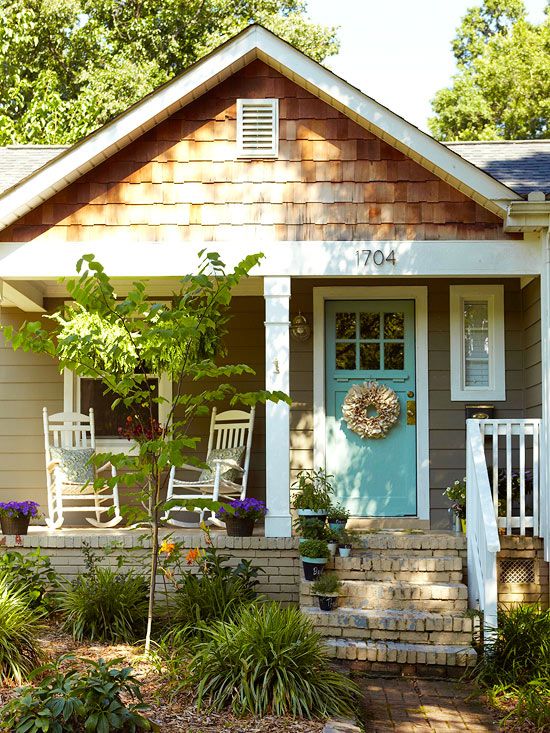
xmin=236 ymin=98 xmax=279 ymax=158
xmin=449 ymin=284 xmax=505 ymax=401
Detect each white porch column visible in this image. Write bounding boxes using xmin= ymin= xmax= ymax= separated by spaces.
xmin=540 ymin=227 xmax=550 ymax=561
xmin=264 ymin=276 xmax=292 ymax=537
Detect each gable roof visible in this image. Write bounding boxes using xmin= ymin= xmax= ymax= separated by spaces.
xmin=0 ymin=145 xmax=67 ymax=196
xmin=447 ymin=140 xmax=550 ymax=197
xmin=0 ymin=24 xmax=520 ymax=231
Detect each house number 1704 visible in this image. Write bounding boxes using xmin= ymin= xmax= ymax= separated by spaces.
xmin=356 ymin=249 xmax=397 ymax=267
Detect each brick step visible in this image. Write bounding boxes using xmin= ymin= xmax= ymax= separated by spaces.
xmin=300 ymin=579 xmax=469 ymax=612
xmin=324 ymin=637 xmax=476 ymax=670
xmin=302 ymin=606 xmax=474 ymax=645
xmin=353 ymin=532 xmax=466 ymax=555
xmin=328 ymin=553 xmax=463 ymax=583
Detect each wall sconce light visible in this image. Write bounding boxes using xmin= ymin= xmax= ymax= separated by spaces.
xmin=290 ymin=312 xmax=311 ymax=342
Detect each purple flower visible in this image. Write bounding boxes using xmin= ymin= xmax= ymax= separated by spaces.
xmin=218 ymin=498 xmax=267 ymax=521
xmin=0 ymin=501 xmax=40 ymax=519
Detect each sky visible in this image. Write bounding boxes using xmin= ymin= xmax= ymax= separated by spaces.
xmin=306 ymin=0 xmax=548 ymax=132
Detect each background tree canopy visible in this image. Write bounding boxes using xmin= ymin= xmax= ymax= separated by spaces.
xmin=429 ymin=0 xmax=550 ymax=141
xmin=0 ymin=0 xmax=338 ymax=145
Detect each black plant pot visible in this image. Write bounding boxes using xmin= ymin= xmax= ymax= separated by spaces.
xmin=317 ymin=595 xmax=338 ymax=612
xmin=301 ymin=557 xmax=327 ymax=581
xmin=0 ymin=516 xmax=30 ymax=535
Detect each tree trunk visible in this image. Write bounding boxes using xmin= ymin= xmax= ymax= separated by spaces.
xmin=145 ymin=477 xmax=160 ymax=653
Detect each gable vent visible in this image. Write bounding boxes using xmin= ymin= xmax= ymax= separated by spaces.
xmin=236 ymin=99 xmax=279 ymax=158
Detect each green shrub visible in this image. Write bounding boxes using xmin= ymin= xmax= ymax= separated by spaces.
xmin=0 ymin=548 xmax=58 ymax=613
xmin=476 ymin=603 xmax=550 ymax=687
xmin=0 ymin=577 xmax=44 ymax=683
xmin=0 ymin=655 xmax=157 ymax=733
xmin=190 ymin=602 xmax=359 ymax=718
xmin=299 ymin=538 xmax=329 ymax=559
xmin=509 ymin=679 xmax=550 ymax=729
xmin=58 ymin=567 xmax=149 ymax=642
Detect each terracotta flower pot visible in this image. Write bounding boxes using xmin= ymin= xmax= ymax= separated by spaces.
xmin=224 ymin=515 xmax=255 ymax=537
xmin=0 ymin=515 xmax=30 ymax=535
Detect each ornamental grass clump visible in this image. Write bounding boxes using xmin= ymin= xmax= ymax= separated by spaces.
xmin=190 ymin=602 xmax=359 ymax=718
xmin=0 ymin=577 xmax=44 ymax=683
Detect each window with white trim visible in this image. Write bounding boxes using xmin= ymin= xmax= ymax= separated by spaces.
xmin=449 ymin=285 xmax=505 ymax=401
xmin=236 ymin=98 xmax=279 ymax=158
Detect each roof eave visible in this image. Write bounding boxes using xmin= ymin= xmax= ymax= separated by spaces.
xmin=506 ymin=200 xmax=550 ymax=232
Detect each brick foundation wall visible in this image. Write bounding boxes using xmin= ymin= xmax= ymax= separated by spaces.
xmin=0 ymin=532 xmax=301 ymax=605
xmin=497 ymin=536 xmax=549 ymax=608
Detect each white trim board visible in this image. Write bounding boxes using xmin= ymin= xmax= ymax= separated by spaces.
xmin=312 ymin=285 xmax=430 ymax=521
xmin=0 ymin=26 xmax=518 ymax=231
xmin=0 ymin=239 xmax=540 ymax=281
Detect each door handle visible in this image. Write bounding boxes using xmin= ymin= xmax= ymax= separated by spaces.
xmin=406 ymin=400 xmax=416 ymax=425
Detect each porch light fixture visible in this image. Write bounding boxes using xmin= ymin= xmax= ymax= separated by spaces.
xmin=290 ymin=312 xmax=311 ymax=342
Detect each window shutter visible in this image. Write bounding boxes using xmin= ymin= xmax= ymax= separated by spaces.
xmin=236 ymin=99 xmax=279 ymax=158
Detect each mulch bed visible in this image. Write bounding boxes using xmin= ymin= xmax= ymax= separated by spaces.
xmin=0 ymin=625 xmax=325 ymax=733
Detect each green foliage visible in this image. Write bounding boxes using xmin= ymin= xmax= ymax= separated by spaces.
xmin=429 ymin=1 xmax=550 ymax=140
xmin=504 ymin=678 xmax=550 ymax=728
xmin=0 ymin=1 xmax=338 ymax=145
xmin=328 ymin=503 xmax=350 ymax=521
xmin=0 ymin=548 xmax=59 ymax=614
xmin=58 ymin=544 xmax=149 ymax=642
xmin=476 ymin=603 xmax=550 ymax=687
xmin=0 ymin=577 xmax=44 ymax=683
xmin=299 ymin=539 xmax=329 ymax=559
xmin=311 ymin=572 xmax=341 ymax=596
xmin=191 ymin=602 xmax=359 ymax=717
xmin=294 ymin=517 xmax=328 ymax=540
xmin=0 ymin=655 xmax=157 ymax=733
xmin=291 ymin=468 xmax=334 ymax=511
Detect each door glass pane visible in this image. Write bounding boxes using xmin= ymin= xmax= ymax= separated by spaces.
xmin=336 ymin=312 xmax=356 ymax=339
xmin=384 ymin=343 xmax=404 ymax=370
xmin=360 ymin=313 xmax=380 ymax=339
xmin=384 ymin=312 xmax=404 ymax=339
xmin=336 ymin=343 xmax=356 ymax=370
xmin=464 ymin=300 xmax=489 ymax=386
xmin=360 ymin=343 xmax=380 ymax=370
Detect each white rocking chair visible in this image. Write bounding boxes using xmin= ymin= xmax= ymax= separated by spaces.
xmin=164 ymin=407 xmax=255 ymax=527
xmin=43 ymin=408 xmax=122 ymax=529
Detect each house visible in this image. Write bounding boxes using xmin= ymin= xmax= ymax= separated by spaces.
xmin=0 ymin=25 xmax=549 ymax=659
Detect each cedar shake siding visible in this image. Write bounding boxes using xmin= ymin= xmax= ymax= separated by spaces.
xmin=1 ymin=60 xmax=512 ymax=244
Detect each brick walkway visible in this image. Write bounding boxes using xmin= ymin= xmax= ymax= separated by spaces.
xmin=361 ymin=677 xmax=500 ymax=732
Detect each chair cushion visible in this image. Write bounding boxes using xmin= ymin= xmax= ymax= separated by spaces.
xmin=49 ymin=447 xmax=95 ymax=486
xmin=199 ymin=446 xmax=245 ymax=484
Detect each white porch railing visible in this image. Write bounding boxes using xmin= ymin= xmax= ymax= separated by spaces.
xmin=466 ymin=418 xmax=543 ymax=639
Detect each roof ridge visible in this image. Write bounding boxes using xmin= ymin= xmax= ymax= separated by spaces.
xmin=446 ymin=140 xmax=550 ymax=146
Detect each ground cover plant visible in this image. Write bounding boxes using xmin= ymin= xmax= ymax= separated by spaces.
xmin=0 ymin=548 xmax=58 ymax=614
xmin=0 ymin=576 xmax=44 ymax=683
xmin=191 ymin=602 xmax=359 ymax=718
xmin=475 ymin=603 xmax=550 ymax=730
xmin=0 ymin=655 xmax=156 ymax=733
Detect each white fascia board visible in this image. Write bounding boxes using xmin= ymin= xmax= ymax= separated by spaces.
xmin=506 ymin=201 xmax=550 ymax=231
xmin=0 ymin=28 xmax=261 ymax=231
xmin=0 ymin=26 xmax=519 ymax=232
xmin=0 ymin=239 xmax=540 ymax=279
xmin=0 ymin=280 xmax=45 ymax=312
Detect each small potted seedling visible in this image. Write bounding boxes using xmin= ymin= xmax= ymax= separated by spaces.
xmin=326 ymin=527 xmax=340 ymax=557
xmin=299 ymin=538 xmax=330 ymax=581
xmin=336 ymin=528 xmax=353 ymax=558
xmin=327 ymin=503 xmax=350 ymax=532
xmin=291 ymin=468 xmax=334 ymax=525
xmin=311 ymin=572 xmax=342 ymax=611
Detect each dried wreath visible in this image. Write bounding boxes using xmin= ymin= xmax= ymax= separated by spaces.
xmin=342 ymin=381 xmax=400 ymax=439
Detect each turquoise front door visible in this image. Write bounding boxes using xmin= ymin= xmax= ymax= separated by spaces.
xmin=325 ymin=300 xmax=417 ymax=517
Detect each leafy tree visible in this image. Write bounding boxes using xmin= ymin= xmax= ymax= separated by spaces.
xmin=2 ymin=251 xmax=288 ymax=650
xmin=0 ymin=0 xmax=338 ymax=145
xmin=429 ymin=0 xmax=550 ymax=140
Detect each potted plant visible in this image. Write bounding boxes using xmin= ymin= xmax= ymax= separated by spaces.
xmin=299 ymin=538 xmax=330 ymax=581
xmin=326 ymin=528 xmax=341 ymax=557
xmin=218 ymin=498 xmax=267 ymax=537
xmin=0 ymin=501 xmax=40 ymax=535
xmin=291 ymin=468 xmax=333 ymax=525
xmin=327 ymin=503 xmax=350 ymax=531
xmin=444 ymin=478 xmax=466 ymax=533
xmin=336 ymin=528 xmax=354 ymax=558
xmin=294 ymin=517 xmax=328 ymax=545
xmin=311 ymin=572 xmax=342 ymax=611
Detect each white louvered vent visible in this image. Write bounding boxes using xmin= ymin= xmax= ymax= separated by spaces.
xmin=236 ymin=99 xmax=279 ymax=158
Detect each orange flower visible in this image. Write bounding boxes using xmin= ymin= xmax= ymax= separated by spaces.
xmin=186 ymin=547 xmax=201 ymax=565
xmin=159 ymin=540 xmax=176 ymax=555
